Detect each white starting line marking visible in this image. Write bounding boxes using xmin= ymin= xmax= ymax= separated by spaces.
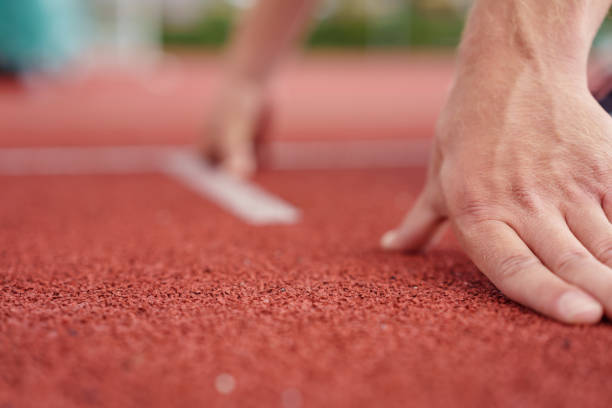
xmin=264 ymin=139 xmax=431 ymax=169
xmin=0 ymin=146 xmax=301 ymax=225
xmin=0 ymin=146 xmax=168 ymax=175
xmin=0 ymin=140 xmax=429 ymax=225
xmin=164 ymin=150 xmax=300 ymax=225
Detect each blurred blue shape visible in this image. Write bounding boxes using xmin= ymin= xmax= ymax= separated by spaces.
xmin=0 ymin=0 xmax=89 ymax=74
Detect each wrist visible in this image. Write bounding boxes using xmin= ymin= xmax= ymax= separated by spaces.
xmin=456 ymin=0 xmax=607 ymax=83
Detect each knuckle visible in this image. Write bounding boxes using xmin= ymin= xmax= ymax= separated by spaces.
xmin=554 ymin=250 xmax=591 ymax=273
xmin=451 ymin=189 xmax=498 ymax=223
xmin=593 ymin=237 xmax=612 ymax=265
xmin=459 ymin=200 xmax=494 ymax=221
xmin=587 ymin=154 xmax=612 ymax=182
xmin=562 ymin=184 xmax=588 ymax=204
xmin=603 ymin=189 xmax=612 ymax=210
xmin=495 ymin=254 xmax=538 ymax=282
xmin=440 ymin=172 xmax=492 ymax=222
xmin=508 ymin=184 xmax=541 ymax=214
xmin=572 ymin=157 xmax=612 ymax=198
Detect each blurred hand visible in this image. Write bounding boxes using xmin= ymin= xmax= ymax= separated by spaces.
xmin=382 ymin=68 xmax=612 ymax=324
xmin=198 ymin=0 xmax=316 ymax=178
xmin=200 ymin=78 xmax=265 ymax=178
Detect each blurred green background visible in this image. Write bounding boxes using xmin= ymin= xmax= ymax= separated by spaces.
xmin=4 ymin=0 xmax=612 ymax=74
xmin=162 ymin=0 xmax=612 ymax=50
xmin=162 ymin=0 xmax=468 ymax=49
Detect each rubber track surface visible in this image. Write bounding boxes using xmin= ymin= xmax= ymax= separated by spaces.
xmin=1 ymin=55 xmax=612 ymax=407
xmin=1 ymin=170 xmax=611 ymax=408
xmin=0 ymin=54 xmax=453 ymax=147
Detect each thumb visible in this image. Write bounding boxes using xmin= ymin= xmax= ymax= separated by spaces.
xmin=380 ymin=187 xmax=446 ymax=252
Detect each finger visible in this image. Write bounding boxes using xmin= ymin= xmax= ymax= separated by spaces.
xmin=604 ymin=192 xmax=612 ymax=223
xmin=566 ymin=204 xmax=612 ymax=267
xmin=199 ymin=123 xmax=220 ymax=164
xmin=457 ymin=219 xmax=602 ymax=324
xmin=380 ymin=192 xmax=446 ymax=252
xmin=516 ymin=215 xmax=612 ymax=317
xmin=216 ymin=114 xmax=259 ymax=178
xmin=221 ymin=100 xmax=269 ymax=178
xmin=423 ymin=221 xmax=450 ymax=252
xmin=221 ymin=147 xmax=257 ymax=178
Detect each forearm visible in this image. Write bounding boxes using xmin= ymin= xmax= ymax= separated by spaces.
xmin=225 ymin=0 xmax=317 ymax=83
xmin=458 ymin=0 xmax=612 ymax=82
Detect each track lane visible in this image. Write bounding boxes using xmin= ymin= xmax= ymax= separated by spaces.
xmin=1 ymin=169 xmax=611 ymax=408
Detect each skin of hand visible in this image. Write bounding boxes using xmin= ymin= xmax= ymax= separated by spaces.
xmin=382 ymin=0 xmax=612 ymax=324
xmin=201 ymin=77 xmax=265 ymax=177
xmin=200 ymin=0 xmax=317 ymax=177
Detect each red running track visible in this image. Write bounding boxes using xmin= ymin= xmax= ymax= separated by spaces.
xmin=0 ymin=53 xmax=453 ymax=147
xmin=1 ymin=53 xmax=612 ymax=408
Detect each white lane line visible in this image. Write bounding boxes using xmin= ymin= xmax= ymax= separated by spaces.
xmin=0 ymin=139 xmax=429 ymax=224
xmin=163 ymin=150 xmax=300 ymax=225
xmin=0 ymin=145 xmax=301 ymax=226
xmin=263 ymin=139 xmax=431 ymax=169
xmin=0 ymin=146 xmax=168 ymax=174
xmin=0 ymin=139 xmax=430 ymax=174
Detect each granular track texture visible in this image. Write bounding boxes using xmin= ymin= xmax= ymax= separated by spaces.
xmin=1 ymin=169 xmax=611 ymax=408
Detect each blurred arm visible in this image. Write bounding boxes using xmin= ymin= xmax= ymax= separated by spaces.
xmin=225 ymin=0 xmax=319 ymax=84
xmin=200 ymin=0 xmax=318 ymax=177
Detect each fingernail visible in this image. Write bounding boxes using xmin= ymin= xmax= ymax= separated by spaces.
xmin=380 ymin=230 xmax=398 ymax=250
xmin=558 ymin=292 xmax=602 ymax=324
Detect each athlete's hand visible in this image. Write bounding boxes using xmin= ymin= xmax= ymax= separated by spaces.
xmin=382 ymin=69 xmax=612 ymax=324
xmin=200 ymin=78 xmax=266 ymax=178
